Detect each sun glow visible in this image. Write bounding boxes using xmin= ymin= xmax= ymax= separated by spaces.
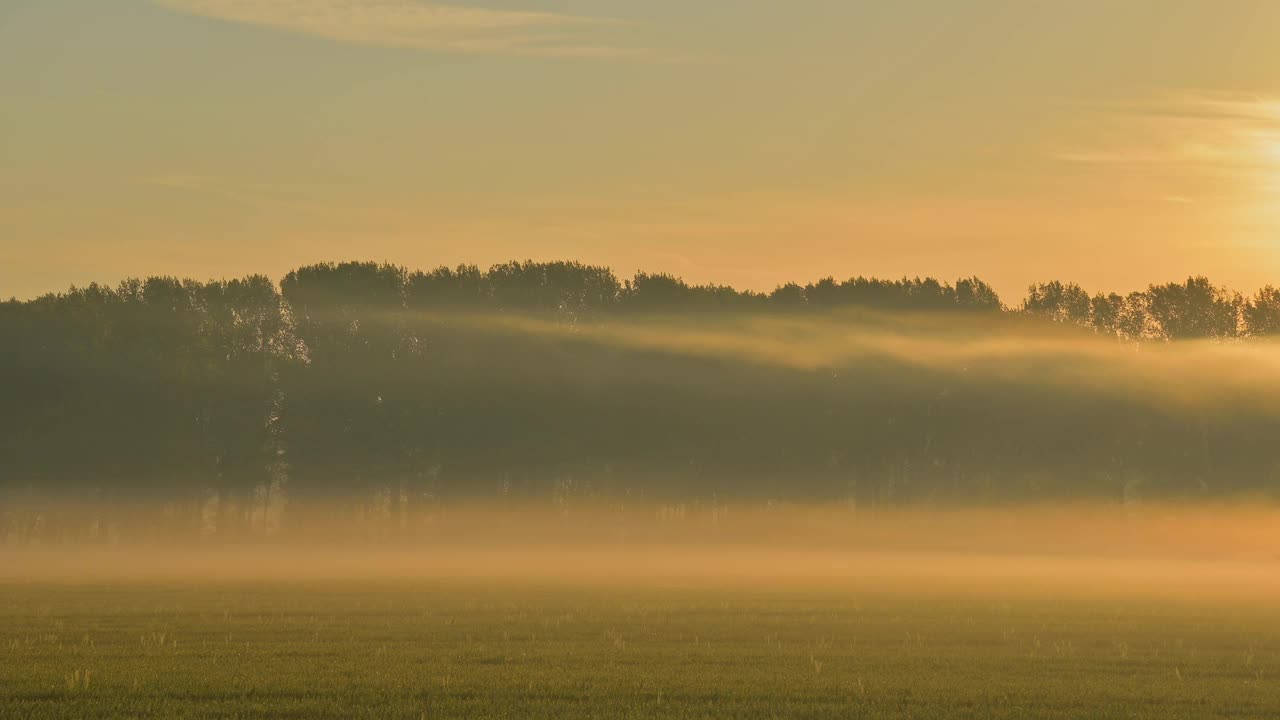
xmin=1265 ymin=139 xmax=1280 ymax=164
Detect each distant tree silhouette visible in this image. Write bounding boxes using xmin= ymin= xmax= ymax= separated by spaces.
xmin=955 ymin=277 xmax=1002 ymax=311
xmin=5 ymin=260 xmax=1280 ymax=543
xmin=1023 ymin=281 xmax=1091 ymax=324
xmin=1244 ymin=286 xmax=1280 ymax=337
xmin=1146 ymin=277 xmax=1241 ymax=340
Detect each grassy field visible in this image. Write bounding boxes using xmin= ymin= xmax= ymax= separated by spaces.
xmin=3 ymin=575 xmax=1280 ymax=719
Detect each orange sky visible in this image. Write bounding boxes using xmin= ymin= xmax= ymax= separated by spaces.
xmin=3 ymin=1 xmax=1280 ymax=302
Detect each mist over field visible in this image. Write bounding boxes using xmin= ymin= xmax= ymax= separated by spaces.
xmin=8 ymin=500 xmax=1280 ymax=719
xmin=4 ymin=503 xmax=1280 ymax=604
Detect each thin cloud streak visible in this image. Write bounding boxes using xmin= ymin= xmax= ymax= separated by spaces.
xmin=1052 ymin=91 xmax=1280 ymax=211
xmin=127 ymin=173 xmax=353 ymax=216
xmin=1055 ymin=92 xmax=1280 ymax=172
xmin=152 ymin=0 xmax=634 ymax=58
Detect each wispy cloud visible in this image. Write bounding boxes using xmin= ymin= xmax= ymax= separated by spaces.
xmin=153 ymin=0 xmax=632 ymax=58
xmin=1053 ymin=92 xmax=1280 ymax=201
xmin=128 ymin=172 xmax=350 ymax=216
xmin=135 ymin=173 xmax=216 ymax=192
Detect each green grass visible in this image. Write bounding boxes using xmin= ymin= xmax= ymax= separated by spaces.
xmin=3 ymin=581 xmax=1279 ymax=719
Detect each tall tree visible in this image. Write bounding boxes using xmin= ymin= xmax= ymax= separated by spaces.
xmin=1244 ymin=286 xmax=1280 ymax=336
xmin=1023 ymin=281 xmax=1091 ymax=324
xmin=1147 ymin=277 xmax=1241 ymax=340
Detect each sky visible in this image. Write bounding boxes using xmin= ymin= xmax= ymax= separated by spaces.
xmin=3 ymin=0 xmax=1280 ymax=302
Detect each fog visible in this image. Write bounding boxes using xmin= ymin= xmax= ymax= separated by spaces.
xmin=446 ymin=309 xmax=1280 ymax=414
xmin=4 ymin=504 xmax=1279 ymax=602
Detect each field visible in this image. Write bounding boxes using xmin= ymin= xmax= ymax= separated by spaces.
xmin=4 ymin=547 xmax=1280 ymax=719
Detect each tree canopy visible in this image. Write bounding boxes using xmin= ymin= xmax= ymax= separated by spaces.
xmin=4 ymin=261 xmax=1280 ymax=541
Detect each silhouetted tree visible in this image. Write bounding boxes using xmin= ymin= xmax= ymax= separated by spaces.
xmin=1244 ymin=286 xmax=1280 ymax=336
xmin=1023 ymin=281 xmax=1091 ymax=324
xmin=1147 ymin=277 xmax=1241 ymax=340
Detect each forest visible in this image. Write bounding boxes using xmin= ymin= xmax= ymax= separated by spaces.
xmin=4 ymin=261 xmax=1280 ymax=541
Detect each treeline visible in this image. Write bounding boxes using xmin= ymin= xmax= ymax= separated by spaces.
xmin=3 ymin=261 xmax=1280 ymax=542
xmin=1022 ymin=278 xmax=1280 ymax=340
xmin=285 ymin=261 xmax=1005 ymax=317
xmin=8 ymin=261 xmax=1280 ymax=335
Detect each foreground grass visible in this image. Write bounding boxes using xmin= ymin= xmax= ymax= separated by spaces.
xmin=2 ymin=580 xmax=1279 ymax=719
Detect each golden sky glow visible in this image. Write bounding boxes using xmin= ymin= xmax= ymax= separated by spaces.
xmin=3 ymin=1 xmax=1280 ymax=300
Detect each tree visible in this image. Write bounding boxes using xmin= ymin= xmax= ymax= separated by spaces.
xmin=955 ymin=277 xmax=1002 ymax=312
xmin=1244 ymin=286 xmax=1280 ymax=336
xmin=1089 ymin=293 xmax=1123 ymax=337
xmin=406 ymin=264 xmax=492 ymax=312
xmin=1116 ymin=291 xmax=1154 ymax=341
xmin=1147 ymin=277 xmax=1241 ymax=340
xmin=279 ymin=262 xmax=411 ymax=501
xmin=1023 ymin=281 xmax=1091 ymax=324
xmin=486 ymin=260 xmax=620 ymax=319
xmin=769 ymin=282 xmax=808 ymax=309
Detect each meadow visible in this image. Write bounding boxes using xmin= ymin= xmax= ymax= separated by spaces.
xmin=4 ymin=543 xmax=1280 ymax=719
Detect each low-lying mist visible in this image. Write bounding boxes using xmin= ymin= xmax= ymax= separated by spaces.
xmin=4 ymin=504 xmax=1280 ymax=603
xmin=448 ymin=308 xmax=1280 ymax=412
xmin=8 ymin=304 xmax=1280 ymax=547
